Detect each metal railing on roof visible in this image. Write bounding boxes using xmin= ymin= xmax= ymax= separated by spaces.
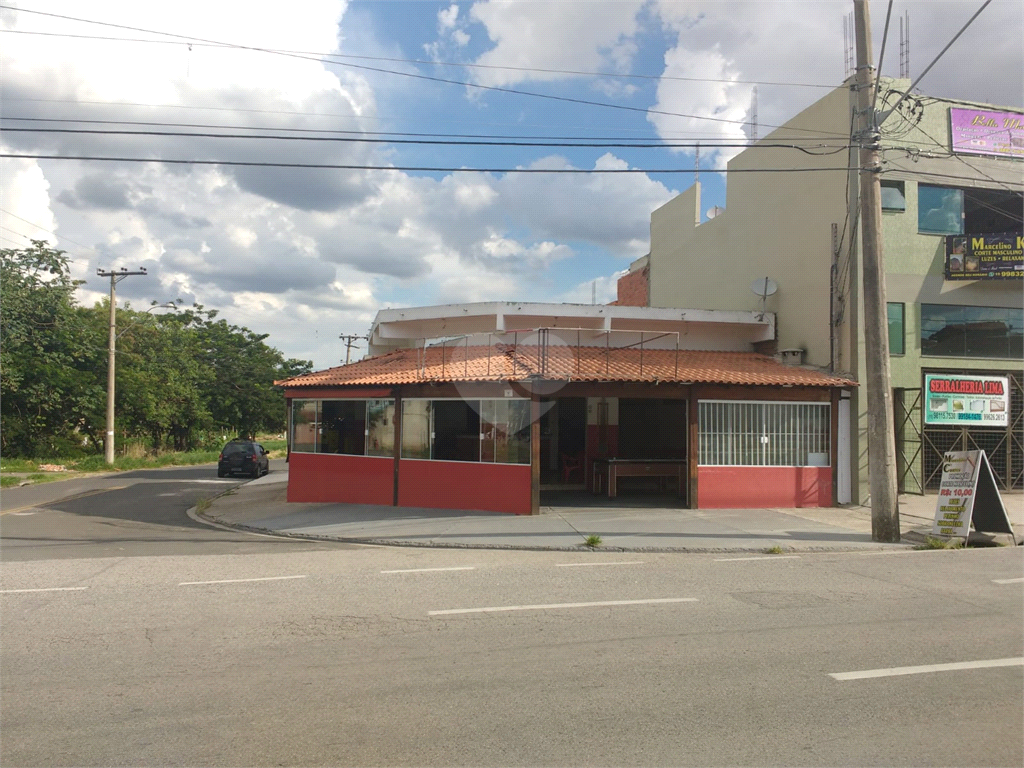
xmin=416 ymin=327 xmax=682 ymax=381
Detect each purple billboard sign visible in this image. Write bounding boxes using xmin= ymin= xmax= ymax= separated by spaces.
xmin=950 ymin=108 xmax=1024 ymax=159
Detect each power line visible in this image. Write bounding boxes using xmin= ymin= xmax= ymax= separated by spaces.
xmin=0 ymin=126 xmax=851 ymax=154
xmin=1 ymin=116 xmax=850 ymax=144
xmin=0 ymin=152 xmax=859 ymax=174
xmin=0 ymin=5 xmax=850 ymax=139
xmin=0 ymin=27 xmax=838 ymax=91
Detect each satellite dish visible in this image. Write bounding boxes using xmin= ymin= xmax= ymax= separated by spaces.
xmin=750 ymin=277 xmax=778 ymax=298
xmin=750 ymin=277 xmax=778 ymax=320
xmin=706 ymin=205 xmax=724 ymax=219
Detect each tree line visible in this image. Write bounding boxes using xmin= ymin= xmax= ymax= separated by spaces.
xmin=1 ymin=242 xmax=312 ymax=458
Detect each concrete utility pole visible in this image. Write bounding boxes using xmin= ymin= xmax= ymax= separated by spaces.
xmin=98 ymin=267 xmax=148 ymax=465
xmin=340 ymin=334 xmax=366 ymax=365
xmin=853 ymin=0 xmax=900 ymax=542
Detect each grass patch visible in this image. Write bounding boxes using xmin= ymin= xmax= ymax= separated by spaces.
xmin=0 ymin=475 xmax=24 ymax=488
xmin=195 ymin=497 xmax=212 ymax=514
xmin=763 ymin=545 xmax=785 ymax=554
xmin=915 ymin=536 xmax=964 ymax=550
xmin=584 ymin=534 xmax=603 ymax=548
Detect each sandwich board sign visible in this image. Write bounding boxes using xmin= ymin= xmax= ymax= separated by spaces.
xmin=933 ymin=450 xmax=1016 ymax=543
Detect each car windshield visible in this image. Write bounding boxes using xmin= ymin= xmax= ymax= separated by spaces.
xmin=222 ymin=443 xmax=251 ymax=455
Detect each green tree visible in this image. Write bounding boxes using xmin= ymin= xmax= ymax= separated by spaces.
xmin=0 ymin=242 xmax=103 ymax=456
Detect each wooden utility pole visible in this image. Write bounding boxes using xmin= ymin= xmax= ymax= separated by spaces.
xmin=97 ymin=267 xmax=148 ymax=465
xmin=853 ymin=0 xmax=900 ymax=541
xmin=340 ymin=334 xmax=366 ymax=365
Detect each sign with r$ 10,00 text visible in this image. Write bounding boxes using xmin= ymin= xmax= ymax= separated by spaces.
xmin=932 ymin=450 xmax=1015 ymax=543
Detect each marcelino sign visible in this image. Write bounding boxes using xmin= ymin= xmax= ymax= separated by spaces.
xmin=945 ymin=233 xmax=1024 ymax=280
xmin=924 ymin=374 xmax=1009 ymax=427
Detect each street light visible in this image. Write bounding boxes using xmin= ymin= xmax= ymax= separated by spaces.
xmin=102 ymin=292 xmax=177 ymax=465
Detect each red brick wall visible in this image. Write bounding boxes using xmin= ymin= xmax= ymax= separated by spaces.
xmin=616 ymin=267 xmax=649 ymax=307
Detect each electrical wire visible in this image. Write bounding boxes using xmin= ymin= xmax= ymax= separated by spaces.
xmin=0 ymin=28 xmax=838 ymax=91
xmin=0 ymin=126 xmax=852 ymax=154
xmin=0 ymin=116 xmax=850 ymax=144
xmin=0 ymin=5 xmax=852 ymax=139
xmin=0 ymin=153 xmax=859 ymax=173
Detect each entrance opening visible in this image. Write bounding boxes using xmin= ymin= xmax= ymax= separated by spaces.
xmin=540 ymin=397 xmax=587 ymax=488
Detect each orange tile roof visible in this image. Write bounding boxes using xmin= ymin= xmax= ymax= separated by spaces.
xmin=279 ymin=345 xmax=856 ymax=389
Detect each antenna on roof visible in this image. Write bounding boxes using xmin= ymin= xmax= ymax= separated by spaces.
xmin=843 ymin=12 xmax=855 ymax=79
xmin=592 ymin=280 xmax=596 ymax=305
xmin=899 ymin=11 xmax=911 ymax=78
xmin=750 ymin=277 xmax=778 ymax=321
xmin=694 ymin=142 xmax=700 ymax=185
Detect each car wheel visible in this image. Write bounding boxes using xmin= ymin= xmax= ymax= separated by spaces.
xmin=217 ymin=468 xmax=226 ymax=478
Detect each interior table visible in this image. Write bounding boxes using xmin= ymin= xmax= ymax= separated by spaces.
xmin=593 ymin=458 xmax=686 ymax=498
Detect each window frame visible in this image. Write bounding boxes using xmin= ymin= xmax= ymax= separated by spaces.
xmin=887 ymin=302 xmax=906 ymax=356
xmin=698 ymin=400 xmax=831 ymax=468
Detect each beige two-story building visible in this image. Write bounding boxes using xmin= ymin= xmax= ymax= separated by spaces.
xmin=627 ymin=78 xmax=1022 ymax=503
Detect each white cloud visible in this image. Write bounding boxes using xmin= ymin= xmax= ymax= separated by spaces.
xmin=468 ymin=0 xmax=645 ymax=85
xmin=438 ymin=4 xmax=460 ymax=31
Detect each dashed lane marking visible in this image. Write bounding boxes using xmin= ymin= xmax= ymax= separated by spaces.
xmin=429 ymin=597 xmax=698 ymax=616
xmin=178 ymin=575 xmax=307 ymax=586
xmin=715 ymin=555 xmax=801 ymax=562
xmin=555 ymin=561 xmax=646 ymax=567
xmin=829 ymin=657 xmax=1024 ymax=681
xmin=992 ymin=577 xmax=1024 ymax=584
xmin=381 ymin=567 xmax=476 ymax=574
xmin=1 ymin=587 xmax=89 ymax=594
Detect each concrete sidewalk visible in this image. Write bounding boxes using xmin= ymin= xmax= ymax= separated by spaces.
xmin=196 ymin=469 xmax=1023 ymax=553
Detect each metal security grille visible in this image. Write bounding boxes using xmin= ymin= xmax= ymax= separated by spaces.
xmin=699 ymin=401 xmax=831 ymax=466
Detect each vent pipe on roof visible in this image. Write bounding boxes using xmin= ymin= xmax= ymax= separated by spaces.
xmin=778 ymin=348 xmax=806 ymax=366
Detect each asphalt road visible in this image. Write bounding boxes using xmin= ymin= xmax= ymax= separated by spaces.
xmin=0 ymin=461 xmax=350 ymax=561
xmin=2 ymin=465 xmax=1022 ymax=766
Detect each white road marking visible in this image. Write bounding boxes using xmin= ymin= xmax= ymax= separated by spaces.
xmin=1 ymin=586 xmax=89 ymax=594
xmin=555 ymin=561 xmax=646 ymax=567
xmin=715 ymin=555 xmax=801 ymax=562
xmin=8 ymin=512 xmax=36 ymax=516
xmin=381 ymin=567 xmax=476 ymax=574
xmin=992 ymin=577 xmax=1024 ymax=584
xmin=157 ymin=493 xmax=178 ymax=497
xmin=829 ymin=657 xmax=1024 ymax=681
xmin=429 ymin=597 xmax=698 ymax=616
xmin=178 ymin=575 xmax=307 ymax=586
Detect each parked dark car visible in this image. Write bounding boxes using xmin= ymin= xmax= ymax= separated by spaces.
xmin=217 ymin=439 xmax=269 ymax=479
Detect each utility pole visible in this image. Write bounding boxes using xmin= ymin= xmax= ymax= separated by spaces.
xmin=98 ymin=267 xmax=148 ymax=465
xmin=340 ymin=334 xmax=366 ymax=365
xmin=853 ymin=0 xmax=900 ymax=542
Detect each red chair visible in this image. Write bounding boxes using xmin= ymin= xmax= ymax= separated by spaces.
xmin=561 ymin=452 xmax=584 ymax=484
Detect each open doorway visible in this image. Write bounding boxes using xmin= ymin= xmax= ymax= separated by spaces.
xmin=539 ymin=397 xmax=587 ymax=488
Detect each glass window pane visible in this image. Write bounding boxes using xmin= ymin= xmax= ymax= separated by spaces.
xmin=921 ymin=304 xmax=1022 ymax=359
xmin=507 ymin=400 xmax=532 ymax=465
xmin=918 ymin=185 xmax=964 ymax=235
xmin=432 ymin=400 xmax=480 ymax=462
xmin=887 ymin=303 xmax=905 ymax=355
xmin=291 ymin=400 xmax=318 ymax=453
xmin=881 ymin=180 xmax=906 ymax=211
xmin=401 ymin=400 xmax=431 ymax=459
xmin=366 ymin=399 xmax=395 ymax=457
xmin=318 ymin=400 xmax=366 ymax=455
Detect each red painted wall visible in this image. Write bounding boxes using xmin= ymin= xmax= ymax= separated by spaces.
xmin=697 ymin=466 xmax=832 ymax=508
xmin=398 ymin=460 xmax=532 ymax=515
xmin=287 ymin=453 xmax=394 ymax=505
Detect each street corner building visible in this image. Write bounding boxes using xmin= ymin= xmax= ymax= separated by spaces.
xmin=277 ymin=303 xmax=856 ymax=515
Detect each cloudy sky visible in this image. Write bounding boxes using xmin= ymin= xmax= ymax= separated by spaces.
xmin=2 ymin=0 xmax=1021 ymax=370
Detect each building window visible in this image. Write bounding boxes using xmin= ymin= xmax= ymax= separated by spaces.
xmin=919 ymin=185 xmax=964 ymax=235
xmin=480 ymin=399 xmax=531 ymax=465
xmin=888 ymin=302 xmax=905 ymax=355
xmin=698 ymin=401 xmax=830 ymax=467
xmin=290 ymin=399 xmax=396 ymax=456
xmin=881 ymin=180 xmax=906 ymax=211
xmin=921 ymin=304 xmax=1024 ymax=359
xmin=318 ymin=400 xmax=366 ymax=455
xmin=366 ymin=399 xmax=395 ymax=457
xmin=432 ymin=400 xmax=481 ymax=462
xmin=291 ymin=400 xmax=318 ymax=453
xmin=401 ymin=399 xmax=530 ymax=464
xmin=401 ymin=400 xmax=431 ymax=459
